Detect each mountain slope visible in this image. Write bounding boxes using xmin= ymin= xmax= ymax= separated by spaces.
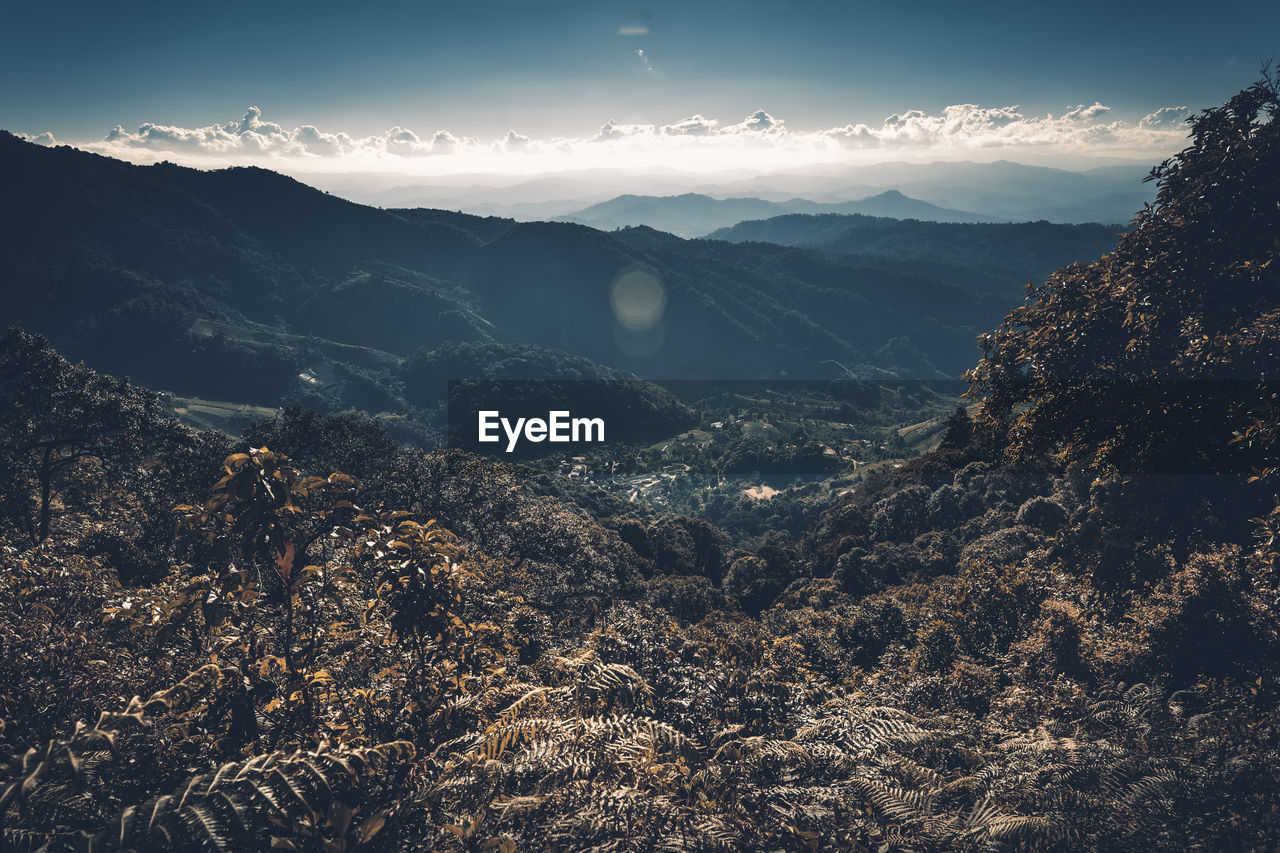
xmin=708 ymin=214 xmax=1121 ymax=297
xmin=1 ymin=133 xmax=1018 ymax=415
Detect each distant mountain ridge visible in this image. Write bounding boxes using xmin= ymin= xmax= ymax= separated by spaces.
xmin=555 ymin=190 xmax=996 ymax=237
xmin=313 ymin=158 xmax=1156 ymax=226
xmin=704 ymin=159 xmax=1155 ymax=224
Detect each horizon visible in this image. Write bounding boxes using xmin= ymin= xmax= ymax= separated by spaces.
xmin=1 ymin=130 xmax=1160 ymax=227
xmin=5 ymin=1 xmax=1276 ymax=187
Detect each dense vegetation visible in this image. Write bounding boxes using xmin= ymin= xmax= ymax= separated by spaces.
xmin=2 ymin=73 xmax=1280 ymax=850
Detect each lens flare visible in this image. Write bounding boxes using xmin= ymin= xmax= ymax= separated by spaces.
xmin=610 ymin=269 xmax=665 ymax=331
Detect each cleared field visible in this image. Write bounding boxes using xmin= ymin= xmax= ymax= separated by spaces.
xmin=166 ymin=395 xmax=280 ymax=435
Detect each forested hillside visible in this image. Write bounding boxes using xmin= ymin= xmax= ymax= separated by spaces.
xmin=2 ymin=74 xmax=1279 ymax=851
xmin=1 ymin=132 xmax=1015 ymax=419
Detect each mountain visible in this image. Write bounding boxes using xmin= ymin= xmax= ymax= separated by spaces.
xmin=841 ymin=160 xmax=1154 ymax=224
xmin=1 ymin=132 xmax=1020 ymax=426
xmin=5 ymin=78 xmax=1278 ymax=853
xmin=709 ymin=159 xmax=1155 ymax=224
xmin=830 ymin=189 xmax=994 ymax=222
xmin=707 ymin=214 xmax=1121 ymax=297
xmin=555 ymin=191 xmax=994 ymax=237
xmin=555 ymin=194 xmax=783 ymax=237
xmin=309 ymin=159 xmax=1155 ymax=226
xmin=312 ymin=167 xmax=743 ymax=219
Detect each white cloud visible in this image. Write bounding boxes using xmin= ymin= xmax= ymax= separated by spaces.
xmin=430 ymin=129 xmax=463 ymax=154
xmin=94 ymin=107 xmax=471 ymax=161
xmin=734 ymin=109 xmax=784 ymax=134
xmin=19 ymin=131 xmax=57 ymax=146
xmin=493 ymin=130 xmax=532 ymax=153
xmin=1063 ymin=102 xmax=1111 ymax=121
xmin=594 ymin=119 xmax=656 ymax=141
xmin=1140 ymin=105 xmax=1191 ymax=128
xmin=48 ymin=101 xmax=1196 ymax=177
xmin=660 ymin=114 xmax=719 ymax=136
xmin=294 ymin=124 xmax=350 ymax=156
xmin=820 ymin=123 xmax=882 ymax=148
xmin=816 ymin=102 xmax=1190 ymax=153
xmin=385 ymin=127 xmax=426 ymax=156
xmin=618 ymin=25 xmax=649 ymax=36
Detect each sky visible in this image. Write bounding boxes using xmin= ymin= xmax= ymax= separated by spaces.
xmin=3 ymin=0 xmax=1276 ymax=178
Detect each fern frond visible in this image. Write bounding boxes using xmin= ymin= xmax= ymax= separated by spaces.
xmin=87 ymin=741 xmax=413 ymax=851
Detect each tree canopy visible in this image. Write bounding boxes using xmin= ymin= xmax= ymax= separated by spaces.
xmin=0 ymin=327 xmax=174 ymax=541
xmin=968 ymin=70 xmax=1280 ymax=478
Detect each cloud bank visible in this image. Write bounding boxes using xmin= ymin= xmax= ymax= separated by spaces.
xmin=81 ymin=107 xmax=473 ymax=160
xmin=817 ymin=102 xmax=1188 ymax=151
xmin=24 ymin=101 xmax=1195 ymax=175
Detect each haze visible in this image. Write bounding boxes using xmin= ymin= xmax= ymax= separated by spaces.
xmin=4 ymin=0 xmax=1274 ymax=208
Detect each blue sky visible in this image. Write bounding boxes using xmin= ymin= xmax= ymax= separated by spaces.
xmin=4 ymin=0 xmax=1275 ymax=173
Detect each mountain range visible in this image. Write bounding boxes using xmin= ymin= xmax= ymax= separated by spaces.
xmin=1 ymin=132 xmax=1125 ymax=430
xmin=315 ymin=159 xmax=1156 ymax=227
xmin=553 ymin=190 xmax=996 ymax=237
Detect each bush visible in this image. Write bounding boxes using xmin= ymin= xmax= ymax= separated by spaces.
xmin=723 ymin=555 xmax=784 ymax=615
xmin=645 ymin=574 xmax=735 ymax=623
xmin=946 ymin=657 xmax=1001 ymax=715
xmin=1123 ymin=547 xmax=1279 ymax=680
xmin=645 ymin=516 xmax=733 ymax=582
xmin=911 ymin=619 xmax=960 ymax=672
xmin=925 ymin=483 xmax=982 ymax=528
xmin=1013 ymin=599 xmax=1093 ymax=681
xmin=1016 ymin=495 xmax=1069 ymax=532
xmin=835 ymin=595 xmax=909 ymax=667
xmin=82 ymin=528 xmax=165 ymax=586
xmin=868 ymin=485 xmax=931 ymax=542
xmin=957 ymin=525 xmax=1045 ymax=570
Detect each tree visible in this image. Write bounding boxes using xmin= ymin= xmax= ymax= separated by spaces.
xmin=242 ymin=405 xmax=399 ymax=491
xmin=967 ymin=69 xmax=1280 ymax=479
xmin=939 ymin=405 xmax=972 ymax=451
xmin=0 ymin=327 xmax=171 ymax=542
